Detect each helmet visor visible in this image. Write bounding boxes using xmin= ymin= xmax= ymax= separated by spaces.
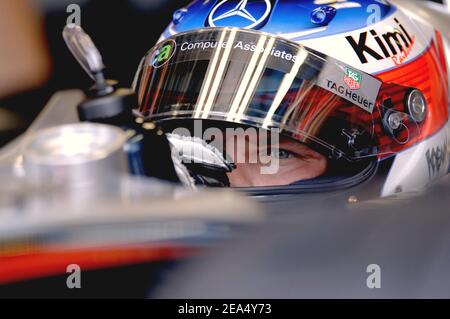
xmin=135 ymin=28 xmax=422 ymax=161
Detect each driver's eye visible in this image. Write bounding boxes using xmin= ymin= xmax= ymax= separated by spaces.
xmin=271 ymin=148 xmax=295 ymax=160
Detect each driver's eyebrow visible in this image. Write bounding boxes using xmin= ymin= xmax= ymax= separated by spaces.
xmin=278 ymin=138 xmax=303 ymax=148
xmin=277 ymin=139 xmax=318 ymax=156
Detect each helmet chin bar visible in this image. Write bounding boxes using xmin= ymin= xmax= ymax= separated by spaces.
xmin=240 ymin=158 xmax=379 ymax=196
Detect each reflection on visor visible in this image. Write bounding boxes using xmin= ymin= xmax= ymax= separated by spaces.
xmin=135 ymin=28 xmax=425 ymax=161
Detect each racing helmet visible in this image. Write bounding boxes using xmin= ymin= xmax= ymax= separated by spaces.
xmin=133 ymin=0 xmax=449 ymax=197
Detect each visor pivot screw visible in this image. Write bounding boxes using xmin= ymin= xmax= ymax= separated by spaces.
xmin=348 ymin=195 xmax=358 ymax=204
xmin=311 ymin=6 xmax=337 ymax=26
xmin=406 ymin=89 xmax=427 ymax=123
xmin=387 ymin=112 xmax=403 ymax=131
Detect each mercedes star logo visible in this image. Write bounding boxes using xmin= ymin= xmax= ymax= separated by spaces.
xmin=207 ymin=0 xmax=272 ymax=29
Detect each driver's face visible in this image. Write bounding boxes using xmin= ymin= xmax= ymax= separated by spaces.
xmin=224 ymin=133 xmax=328 ymax=188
